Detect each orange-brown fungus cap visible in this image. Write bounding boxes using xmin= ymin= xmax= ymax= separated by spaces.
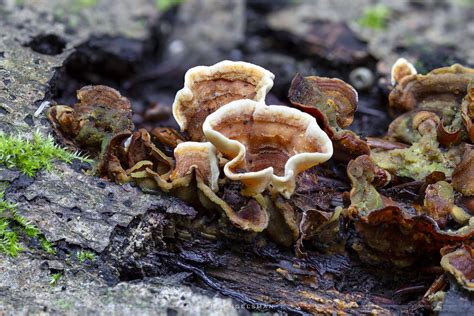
xmin=172 ymin=60 xmax=274 ymax=141
xmin=203 ymin=99 xmax=333 ymax=198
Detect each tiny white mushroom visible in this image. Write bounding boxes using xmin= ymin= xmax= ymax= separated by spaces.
xmin=391 ymin=57 xmax=417 ymax=86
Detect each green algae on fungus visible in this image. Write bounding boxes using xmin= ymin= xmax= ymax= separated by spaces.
xmin=371 ymin=134 xmax=461 ymax=181
xmin=347 ymin=155 xmax=390 ymax=216
xmin=48 ymin=85 xmax=134 ymax=155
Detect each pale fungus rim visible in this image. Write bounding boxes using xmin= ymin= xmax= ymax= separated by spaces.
xmin=172 ymin=141 xmax=220 ymax=192
xmin=172 ymin=60 xmax=275 ymax=132
xmin=203 ymin=99 xmax=333 ymax=198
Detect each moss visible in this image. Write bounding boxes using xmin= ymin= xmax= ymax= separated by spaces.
xmin=49 ymin=272 xmax=62 ymax=287
xmin=155 ymin=0 xmax=183 ymax=11
xmin=357 ymin=4 xmax=391 ymax=30
xmin=76 ymin=249 xmax=96 ymax=263
xmin=0 ymin=131 xmax=90 ymax=177
xmin=0 ymin=191 xmax=56 ymax=256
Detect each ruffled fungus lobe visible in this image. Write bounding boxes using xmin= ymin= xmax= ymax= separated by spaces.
xmin=355 ymin=206 xmax=474 ymax=266
xmin=389 ymin=63 xmax=474 ymax=113
xmin=461 ymin=81 xmax=474 ymax=143
xmin=441 ymin=245 xmax=474 ymax=292
xmin=98 ymin=128 xmax=174 ymax=189
xmin=170 ymin=141 xmax=219 ymax=191
xmin=48 ymin=85 xmax=134 ymax=153
xmin=288 ymin=74 xmax=369 ymax=160
xmin=203 ymin=99 xmax=333 ymax=198
xmin=347 ymin=155 xmax=390 ymax=216
xmin=422 ymin=181 xmax=454 ymax=228
xmin=288 ymin=73 xmax=358 ymax=129
xmin=452 ymin=145 xmax=474 ymax=196
xmin=172 ymin=60 xmax=275 ymax=141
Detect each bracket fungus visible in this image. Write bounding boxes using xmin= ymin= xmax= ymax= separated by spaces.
xmin=47 ymin=59 xmax=474 ymax=291
xmin=389 ymin=61 xmax=474 ymax=113
xmin=452 ymin=145 xmax=474 ymax=196
xmin=440 ymin=244 xmax=474 ymax=292
xmin=203 ymin=99 xmax=333 ymax=199
xmin=288 ymin=73 xmax=369 ymax=161
xmin=461 ymin=81 xmax=474 ymax=143
xmin=48 ymin=85 xmax=134 ymax=154
xmin=172 ymin=60 xmax=275 ymax=141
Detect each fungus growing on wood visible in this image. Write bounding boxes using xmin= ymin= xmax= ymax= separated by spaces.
xmin=440 ymin=245 xmax=474 ymax=292
xmin=203 ymin=99 xmax=333 ymax=198
xmin=48 ymin=85 xmax=134 ymax=154
xmin=288 ymin=74 xmax=369 ymax=161
xmin=389 ymin=63 xmax=474 ymax=113
xmin=172 ymin=60 xmax=275 ymax=141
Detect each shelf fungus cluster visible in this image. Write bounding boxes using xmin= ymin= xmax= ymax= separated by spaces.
xmin=346 ymin=59 xmax=474 ymax=277
xmin=49 ymin=59 xmax=474 ymax=293
xmin=49 ymin=61 xmax=335 ymax=244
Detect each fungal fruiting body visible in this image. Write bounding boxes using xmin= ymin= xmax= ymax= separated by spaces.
xmin=203 ymin=99 xmax=333 ymax=198
xmin=172 ymin=60 xmax=275 ymax=141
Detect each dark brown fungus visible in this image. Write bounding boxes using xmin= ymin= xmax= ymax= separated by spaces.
xmin=288 ymin=74 xmax=369 ymax=161
xmin=440 ymin=244 xmax=474 ymax=292
xmin=452 ymin=145 xmax=474 ymax=196
xmin=355 ymin=206 xmax=474 ymax=266
xmin=289 ymin=73 xmax=358 ymax=129
xmin=150 ymin=127 xmax=185 ymax=150
xmin=461 ymin=81 xmax=474 ymax=143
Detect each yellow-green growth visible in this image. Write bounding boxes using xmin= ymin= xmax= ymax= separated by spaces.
xmin=50 ymin=272 xmax=62 ymax=287
xmin=155 ymin=0 xmax=183 ymax=11
xmin=0 ymin=131 xmax=90 ymax=177
xmin=0 ymin=192 xmax=56 ymax=256
xmin=76 ymin=249 xmax=96 ymax=263
xmin=357 ymin=4 xmax=391 ymax=30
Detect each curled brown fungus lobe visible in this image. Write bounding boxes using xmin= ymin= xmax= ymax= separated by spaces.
xmin=452 ymin=144 xmax=474 ymax=196
xmin=441 ymin=244 xmax=474 ymax=292
xmin=48 ymin=85 xmax=134 ymax=154
xmin=389 ymin=64 xmax=474 ymax=113
xmin=355 ymin=206 xmax=474 ymax=266
xmin=288 ymin=73 xmax=369 ymax=161
xmin=461 ymin=81 xmax=474 ymax=142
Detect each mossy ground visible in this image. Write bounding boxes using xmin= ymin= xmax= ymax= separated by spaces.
xmin=0 ymin=131 xmax=90 ymax=256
